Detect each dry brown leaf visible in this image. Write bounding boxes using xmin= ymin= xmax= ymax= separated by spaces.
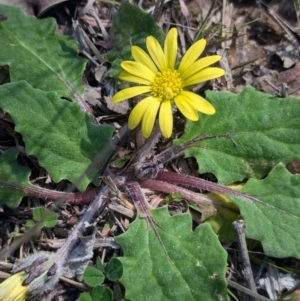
xmin=104 ymin=95 xmax=129 ymax=114
xmin=84 ymin=86 xmax=101 ymax=107
xmin=277 ymin=62 xmax=300 ymax=98
xmin=0 ymin=0 xmax=68 ymax=17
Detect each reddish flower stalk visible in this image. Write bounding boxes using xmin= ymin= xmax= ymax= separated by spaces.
xmin=126 ymin=181 xmax=167 ymax=254
xmin=155 ymin=171 xmax=257 ymax=202
xmin=0 ymin=180 xmax=99 ymax=204
xmin=140 ymin=179 xmax=214 ymax=207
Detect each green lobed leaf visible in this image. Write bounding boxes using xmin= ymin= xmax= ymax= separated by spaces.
xmin=0 ymin=81 xmax=114 ymax=191
xmin=0 ymin=148 xmax=32 ymax=208
xmin=104 ymin=1 xmax=164 ymax=78
xmin=229 ymin=163 xmax=300 ymax=258
xmin=0 ymin=4 xmax=87 ymax=100
xmin=83 ymin=267 xmax=105 ymax=288
xmin=115 ymin=206 xmax=228 ymax=301
xmin=175 ymin=86 xmax=300 ymax=184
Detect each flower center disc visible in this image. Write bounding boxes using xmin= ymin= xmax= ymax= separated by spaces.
xmin=151 ymin=69 xmax=182 ymax=100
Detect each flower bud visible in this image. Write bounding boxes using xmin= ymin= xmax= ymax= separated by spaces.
xmin=12 ymin=252 xmax=62 ymax=297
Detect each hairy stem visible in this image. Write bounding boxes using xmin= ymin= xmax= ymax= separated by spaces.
xmin=125 ymin=181 xmax=167 ymax=254
xmin=156 ymin=171 xmax=256 ymax=201
xmin=140 ymin=179 xmax=215 ymax=206
xmin=0 ymin=180 xmax=99 ymax=204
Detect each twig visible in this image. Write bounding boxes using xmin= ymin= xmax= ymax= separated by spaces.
xmin=256 ymin=0 xmax=300 ymax=45
xmin=255 ymin=255 xmax=268 ymax=284
xmin=217 ymin=49 xmax=234 ymax=91
xmin=60 ymin=276 xmax=89 ymax=292
xmin=227 ymin=279 xmax=271 ymax=301
xmin=153 ymin=0 xmax=164 ymax=22
xmin=109 ymin=209 xmax=126 ymax=233
xmin=232 ymin=220 xmax=258 ymax=301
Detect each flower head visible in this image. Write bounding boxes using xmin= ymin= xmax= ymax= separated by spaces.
xmin=0 ymin=272 xmax=29 ymax=301
xmin=111 ymin=28 xmax=225 ymax=138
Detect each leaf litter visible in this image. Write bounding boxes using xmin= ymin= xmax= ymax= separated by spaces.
xmin=0 ymin=0 xmax=300 ymax=301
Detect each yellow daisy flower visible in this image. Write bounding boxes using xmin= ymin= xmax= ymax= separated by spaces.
xmin=0 ymin=272 xmax=29 ymax=301
xmin=111 ymin=28 xmax=225 ymax=138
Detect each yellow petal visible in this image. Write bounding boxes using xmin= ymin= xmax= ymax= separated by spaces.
xmin=159 ymin=100 xmax=173 ymax=138
xmin=6 ymin=291 xmax=28 ymax=301
xmin=174 ymin=95 xmax=199 ymax=121
xmin=180 ymin=55 xmax=221 ymax=80
xmin=128 ymin=96 xmax=154 ymax=130
xmin=178 ymin=91 xmax=215 ymax=115
xmin=119 ymin=71 xmax=152 ymax=85
xmin=131 ymin=46 xmax=158 ymax=74
xmin=183 ymin=67 xmax=225 ymax=87
xmin=164 ymin=28 xmax=178 ymax=69
xmin=111 ymin=86 xmax=151 ymax=103
xmin=121 ymin=61 xmax=155 ymax=82
xmin=141 ymin=98 xmax=161 ymax=138
xmin=178 ymin=39 xmax=206 ymax=73
xmin=0 ymin=272 xmax=28 ymax=301
xmin=146 ymin=36 xmax=167 ymax=71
